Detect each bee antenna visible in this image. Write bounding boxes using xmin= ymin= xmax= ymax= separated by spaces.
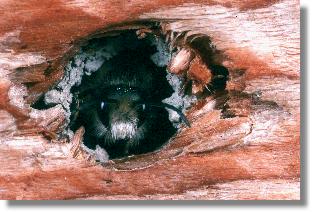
xmin=146 ymin=102 xmax=191 ymax=127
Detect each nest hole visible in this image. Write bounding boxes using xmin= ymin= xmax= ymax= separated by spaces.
xmin=32 ymin=24 xmax=229 ymax=160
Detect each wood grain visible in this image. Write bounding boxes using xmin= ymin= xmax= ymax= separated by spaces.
xmin=0 ymin=0 xmax=300 ymax=200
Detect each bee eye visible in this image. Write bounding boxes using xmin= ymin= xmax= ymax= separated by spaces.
xmin=100 ymin=101 xmax=106 ymax=110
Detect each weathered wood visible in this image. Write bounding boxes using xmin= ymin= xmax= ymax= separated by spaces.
xmin=0 ymin=0 xmax=300 ymax=200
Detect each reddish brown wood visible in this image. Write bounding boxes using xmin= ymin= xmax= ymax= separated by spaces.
xmin=0 ymin=0 xmax=300 ymax=200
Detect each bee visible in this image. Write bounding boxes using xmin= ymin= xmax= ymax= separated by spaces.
xmin=72 ymin=47 xmax=190 ymax=159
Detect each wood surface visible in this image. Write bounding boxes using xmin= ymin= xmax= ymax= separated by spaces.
xmin=0 ymin=0 xmax=300 ymax=200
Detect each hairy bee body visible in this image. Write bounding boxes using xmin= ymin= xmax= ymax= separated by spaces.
xmin=74 ymin=48 xmax=175 ymax=158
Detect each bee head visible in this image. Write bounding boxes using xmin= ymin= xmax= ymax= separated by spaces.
xmin=99 ymin=85 xmax=146 ymax=141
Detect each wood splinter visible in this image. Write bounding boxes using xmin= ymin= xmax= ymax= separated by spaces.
xmin=168 ymin=46 xmax=213 ymax=95
xmin=69 ymin=126 xmax=91 ymax=161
